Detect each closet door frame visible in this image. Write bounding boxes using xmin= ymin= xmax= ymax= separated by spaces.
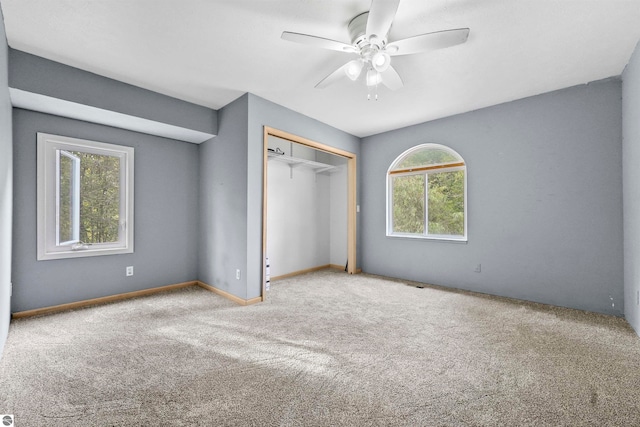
xmin=262 ymin=126 xmax=357 ymax=300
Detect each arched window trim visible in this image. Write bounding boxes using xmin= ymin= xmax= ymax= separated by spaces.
xmin=386 ymin=143 xmax=468 ymax=242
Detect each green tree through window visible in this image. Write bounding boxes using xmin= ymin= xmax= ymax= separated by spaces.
xmin=392 ymin=174 xmax=424 ymax=234
xmin=58 ymin=151 xmax=121 ymax=244
xmin=427 ymin=170 xmax=464 ymax=235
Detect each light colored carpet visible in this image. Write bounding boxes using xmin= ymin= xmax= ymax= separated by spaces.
xmin=1 ymin=270 xmax=640 ymax=426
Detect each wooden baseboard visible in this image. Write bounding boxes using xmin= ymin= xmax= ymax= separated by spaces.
xmin=272 ymin=264 xmax=361 ymax=281
xmin=329 ymin=264 xmax=362 ymax=274
xmin=11 ymin=281 xmax=197 ymax=319
xmin=196 ymin=281 xmax=262 ymax=306
xmin=11 ymin=267 xmax=360 ymax=319
xmin=270 ymin=265 xmax=332 ymax=281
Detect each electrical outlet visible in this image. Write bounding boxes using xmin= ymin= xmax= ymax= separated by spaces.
xmin=474 ymin=264 xmax=481 ymax=273
xmin=236 ymin=269 xmax=241 ymax=280
xmin=126 ymin=266 xmax=134 ymax=277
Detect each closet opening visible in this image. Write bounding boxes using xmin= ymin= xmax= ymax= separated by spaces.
xmin=262 ymin=127 xmax=357 ymax=300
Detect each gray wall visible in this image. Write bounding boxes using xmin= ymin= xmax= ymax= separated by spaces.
xmin=623 ymin=41 xmax=640 ymax=333
xmin=198 ymin=94 xmax=249 ymax=298
xmin=246 ymin=94 xmax=361 ymax=299
xmin=0 ymin=8 xmax=13 ymax=357
xmin=361 ymin=78 xmax=623 ymax=316
xmin=9 ymin=49 xmax=217 ymax=135
xmin=12 ymin=110 xmax=200 ymax=311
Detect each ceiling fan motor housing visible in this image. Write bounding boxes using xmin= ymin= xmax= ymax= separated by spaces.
xmin=349 ymin=12 xmax=376 ymax=47
xmin=348 ymin=11 xmax=392 ymax=77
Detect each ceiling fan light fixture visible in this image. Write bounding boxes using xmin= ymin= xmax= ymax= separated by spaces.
xmin=345 ymin=59 xmax=364 ymax=81
xmin=372 ymin=51 xmax=391 ymax=72
xmin=366 ymin=68 xmax=382 ymax=87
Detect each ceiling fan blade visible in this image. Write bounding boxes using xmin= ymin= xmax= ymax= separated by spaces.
xmin=281 ymin=31 xmax=357 ymax=53
xmin=380 ymin=65 xmax=403 ymax=90
xmin=315 ymin=63 xmax=349 ymax=89
xmin=386 ymin=28 xmax=470 ymax=56
xmin=366 ymin=0 xmax=400 ymax=40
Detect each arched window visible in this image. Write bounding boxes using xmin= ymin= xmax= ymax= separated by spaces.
xmin=387 ymin=144 xmax=467 ymax=241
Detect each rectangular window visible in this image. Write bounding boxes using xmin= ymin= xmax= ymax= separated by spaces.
xmin=392 ymin=174 xmax=425 ymax=234
xmin=427 ymin=170 xmax=465 ymax=236
xmin=37 ymin=133 xmax=134 ymax=260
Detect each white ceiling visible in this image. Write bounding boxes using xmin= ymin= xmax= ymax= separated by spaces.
xmin=1 ymin=0 xmax=639 ymax=137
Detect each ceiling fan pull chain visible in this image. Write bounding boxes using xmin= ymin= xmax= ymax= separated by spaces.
xmin=367 ymin=83 xmax=379 ymax=101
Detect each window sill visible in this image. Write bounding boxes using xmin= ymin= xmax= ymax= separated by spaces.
xmin=386 ymin=233 xmax=468 ymax=243
xmin=38 ymin=247 xmax=133 ymax=261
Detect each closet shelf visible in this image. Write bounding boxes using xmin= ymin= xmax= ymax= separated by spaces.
xmin=268 ymin=152 xmax=338 ymax=174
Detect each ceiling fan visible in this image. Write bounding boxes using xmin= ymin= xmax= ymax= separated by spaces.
xmin=281 ymin=0 xmax=469 ymax=99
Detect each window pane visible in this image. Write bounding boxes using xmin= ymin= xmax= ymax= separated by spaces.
xmin=392 ymin=175 xmax=425 ymax=234
xmin=428 ymin=170 xmax=464 ymax=236
xmin=70 ymin=151 xmax=121 ymax=244
xmin=396 ymin=149 xmax=459 ymax=169
xmin=58 ymin=153 xmax=74 ymax=243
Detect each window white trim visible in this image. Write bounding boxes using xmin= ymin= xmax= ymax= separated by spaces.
xmin=37 ymin=133 xmax=134 ymax=260
xmin=386 ymin=143 xmax=467 ymax=242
